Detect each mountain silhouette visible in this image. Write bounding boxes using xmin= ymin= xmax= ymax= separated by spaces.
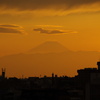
xmin=28 ymin=41 xmax=71 ymax=54
xmin=0 ymin=41 xmax=99 ymax=77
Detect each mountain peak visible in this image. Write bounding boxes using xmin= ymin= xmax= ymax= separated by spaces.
xmin=29 ymin=41 xmax=71 ymax=54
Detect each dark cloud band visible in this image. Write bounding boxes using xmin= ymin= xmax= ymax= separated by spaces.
xmin=34 ymin=28 xmax=64 ymax=34
xmin=0 ymin=0 xmax=100 ymax=11
xmin=0 ymin=27 xmax=22 ymax=34
xmin=0 ymin=24 xmax=25 ymax=34
xmin=0 ymin=24 xmax=20 ymax=28
xmin=33 ymin=28 xmax=76 ymax=34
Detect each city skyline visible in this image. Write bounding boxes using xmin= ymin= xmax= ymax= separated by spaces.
xmin=0 ymin=61 xmax=100 ymax=100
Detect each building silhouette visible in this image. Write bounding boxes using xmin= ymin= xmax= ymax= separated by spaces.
xmin=2 ymin=68 xmax=6 ymax=78
xmin=97 ymin=61 xmax=100 ymax=70
xmin=77 ymin=61 xmax=100 ymax=100
xmin=0 ymin=62 xmax=100 ymax=100
xmin=0 ymin=68 xmax=6 ymax=79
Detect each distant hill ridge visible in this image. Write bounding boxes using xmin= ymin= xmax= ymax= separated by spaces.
xmin=0 ymin=41 xmax=99 ymax=77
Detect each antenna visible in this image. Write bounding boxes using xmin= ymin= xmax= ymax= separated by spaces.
xmin=1 ymin=68 xmax=6 ymax=78
xmin=1 ymin=68 xmax=6 ymax=72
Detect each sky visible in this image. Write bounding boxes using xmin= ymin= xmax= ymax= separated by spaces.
xmin=0 ymin=0 xmax=100 ymax=77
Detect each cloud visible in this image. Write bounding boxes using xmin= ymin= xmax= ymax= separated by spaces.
xmin=35 ymin=25 xmax=63 ymax=28
xmin=0 ymin=24 xmax=21 ymax=28
xmin=0 ymin=0 xmax=100 ymax=12
xmin=0 ymin=0 xmax=100 ymax=10
xmin=33 ymin=28 xmax=77 ymax=34
xmin=0 ymin=0 xmax=100 ymax=16
xmin=0 ymin=24 xmax=26 ymax=34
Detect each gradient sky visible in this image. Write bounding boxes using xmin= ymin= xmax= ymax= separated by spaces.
xmin=0 ymin=0 xmax=100 ymax=56
xmin=0 ymin=0 xmax=100 ymax=77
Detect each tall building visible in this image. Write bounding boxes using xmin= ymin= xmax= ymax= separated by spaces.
xmin=97 ymin=61 xmax=100 ymax=70
xmin=77 ymin=62 xmax=100 ymax=100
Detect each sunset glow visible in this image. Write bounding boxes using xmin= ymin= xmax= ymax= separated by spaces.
xmin=0 ymin=0 xmax=100 ymax=77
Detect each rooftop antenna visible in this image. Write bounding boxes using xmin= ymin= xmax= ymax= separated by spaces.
xmin=1 ymin=68 xmax=6 ymax=78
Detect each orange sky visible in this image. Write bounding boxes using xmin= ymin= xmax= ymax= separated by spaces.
xmin=0 ymin=0 xmax=100 ymax=77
